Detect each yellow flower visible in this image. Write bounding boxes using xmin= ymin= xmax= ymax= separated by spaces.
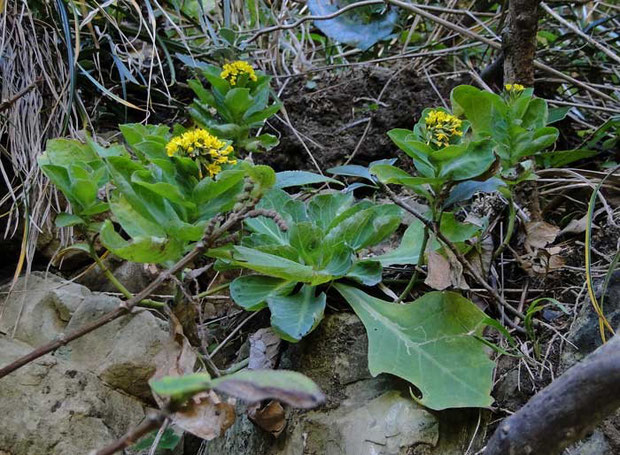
xmin=424 ymin=109 xmax=463 ymax=148
xmin=165 ymin=129 xmax=236 ymax=177
xmin=220 ymin=61 xmax=258 ymax=86
xmin=505 ymin=83 xmax=525 ymax=93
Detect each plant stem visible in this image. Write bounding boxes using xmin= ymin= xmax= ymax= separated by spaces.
xmin=397 ymin=226 xmax=429 ymax=303
xmin=195 ymin=282 xmax=231 ymax=299
xmin=90 ymin=245 xmax=132 ymax=299
xmin=493 ymin=193 xmax=516 ymax=260
xmin=89 ymin=244 xmax=165 ymax=310
xmin=378 ymin=182 xmax=530 ymax=332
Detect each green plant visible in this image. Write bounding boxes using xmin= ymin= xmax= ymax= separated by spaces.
xmin=450 ymin=84 xmax=559 ymax=181
xmin=211 ymin=188 xmax=402 ymax=341
xmin=188 ymin=61 xmax=282 ymax=153
xmin=38 ymin=124 xmax=276 ymax=266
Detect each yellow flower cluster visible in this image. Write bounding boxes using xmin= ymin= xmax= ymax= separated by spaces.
xmin=220 ymin=61 xmax=258 ymax=86
xmin=424 ymin=109 xmax=463 ymax=148
xmin=505 ymin=83 xmax=525 ymax=93
xmin=165 ymin=129 xmax=236 ymax=177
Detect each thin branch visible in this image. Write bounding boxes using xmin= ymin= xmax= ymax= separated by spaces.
xmin=244 ymin=0 xmax=384 ymax=43
xmin=379 ymin=182 xmax=531 ymax=332
xmin=541 ymin=2 xmax=620 ymax=66
xmin=0 ymin=77 xmax=42 ymax=112
xmin=94 ymin=411 xmax=168 ymax=455
xmin=0 ymin=200 xmax=259 ymax=379
xmin=384 ymin=0 xmax=618 ymax=103
xmin=485 ymin=333 xmax=620 ymax=454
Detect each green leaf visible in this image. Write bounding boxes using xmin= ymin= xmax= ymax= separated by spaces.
xmin=40 ymin=138 xmax=99 ymax=166
xmin=537 ymin=148 xmax=599 ymax=168
xmin=243 ymin=103 xmax=282 ymax=125
xmin=245 ymin=163 xmax=276 ymax=192
xmin=386 ymin=129 xmax=436 ymax=177
xmin=131 ymin=174 xmax=196 ymax=209
xmin=445 ymin=178 xmax=506 ymax=207
xmin=372 ymin=219 xmax=426 ymax=266
xmin=327 ymin=164 xmax=374 ymax=182
xmin=100 ymin=220 xmax=183 ymax=264
xmin=267 ymin=285 xmax=327 ymax=342
xmin=211 ymin=369 xmax=324 ymax=408
xmin=307 ymin=192 xmax=354 ymax=231
xmin=289 ymin=222 xmax=324 ymax=266
xmin=55 ymin=213 xmax=85 ymax=228
xmin=149 ymin=373 xmax=211 ymax=398
xmin=345 ymin=260 xmax=383 ymax=286
xmin=275 ymin=171 xmax=342 ymax=189
xmin=326 ymin=204 xmax=401 ymax=251
xmin=225 ymin=88 xmax=254 ymax=120
xmin=370 ymin=164 xmax=442 ymax=195
xmin=239 ymin=133 xmax=280 ymax=152
xmin=133 ymin=428 xmax=181 ymax=451
xmin=433 ymin=140 xmax=495 ymax=181
xmin=335 ymin=284 xmax=494 ymax=410
xmin=231 ymin=246 xmax=334 ymax=285
xmin=450 ymin=85 xmax=508 ymax=137
xmin=513 ymin=127 xmax=559 ymax=160
xmin=230 ymin=275 xmax=295 ymax=311
xmin=193 ymin=170 xmax=245 ymax=205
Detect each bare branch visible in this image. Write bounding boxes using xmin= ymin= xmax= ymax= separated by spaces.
xmin=244 ymin=0 xmax=384 ymax=44
xmin=0 ymin=200 xmax=259 ymax=379
xmin=485 ymin=333 xmax=620 ymax=454
xmin=379 ymin=182 xmax=530 ymax=332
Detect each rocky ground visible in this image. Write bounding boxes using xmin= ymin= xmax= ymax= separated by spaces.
xmin=1 ymin=271 xmax=619 ymax=454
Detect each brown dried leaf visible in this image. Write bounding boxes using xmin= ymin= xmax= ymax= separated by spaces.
xmin=530 ymin=247 xmax=565 ymax=275
xmin=173 ymin=391 xmax=236 ymax=440
xmin=466 ymin=235 xmax=494 ymax=278
xmin=424 ymin=251 xmax=451 ymax=290
xmin=248 ymin=400 xmax=286 ymax=437
xmin=525 ymin=221 xmax=560 ymax=250
xmin=249 ymin=328 xmax=281 ymax=370
xmin=151 ymin=310 xmax=197 ymax=406
xmin=425 ymin=250 xmax=469 ymax=291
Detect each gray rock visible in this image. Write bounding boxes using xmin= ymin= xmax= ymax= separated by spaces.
xmin=561 ymin=271 xmax=620 ymax=369
xmin=0 ymin=337 xmax=145 ymax=455
xmin=77 ymin=256 xmax=172 ymax=295
xmin=1 ymin=273 xmax=169 ymax=401
xmin=65 ymin=293 xmax=169 ymax=400
xmin=0 ymin=272 xmax=89 ymax=345
xmin=201 ymin=313 xmax=485 ymax=455
xmin=564 ymin=429 xmax=612 ymax=455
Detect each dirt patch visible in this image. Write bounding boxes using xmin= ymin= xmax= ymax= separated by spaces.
xmin=259 ymin=65 xmax=445 ymax=172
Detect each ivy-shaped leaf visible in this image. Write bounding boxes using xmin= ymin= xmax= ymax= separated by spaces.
xmin=335 ymin=283 xmax=494 ymax=410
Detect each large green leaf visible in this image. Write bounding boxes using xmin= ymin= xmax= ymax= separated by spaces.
xmin=267 ymin=285 xmax=327 ymax=342
xmin=230 ymin=246 xmax=334 ymax=285
xmin=373 ymin=219 xmax=426 ymax=266
xmin=326 ymin=204 xmax=401 ymax=251
xmin=386 ymin=129 xmax=435 ymax=177
xmin=274 ymin=171 xmax=341 ymax=189
xmin=288 ymin=222 xmax=324 ymax=266
xmin=100 ymin=220 xmax=183 ymax=264
xmin=40 ymin=138 xmax=99 ymax=166
xmin=307 ymin=192 xmax=354 ymax=231
xmin=230 ymin=275 xmax=295 ymax=311
xmin=335 ymin=284 xmax=494 ymax=410
xmin=433 ymin=140 xmax=495 ymax=181
xmin=345 ymin=260 xmax=382 ymax=286
xmin=450 ymin=85 xmax=508 ymax=138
